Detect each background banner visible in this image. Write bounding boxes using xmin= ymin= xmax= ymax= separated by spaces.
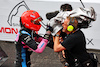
xmin=0 ymin=0 xmax=100 ymax=50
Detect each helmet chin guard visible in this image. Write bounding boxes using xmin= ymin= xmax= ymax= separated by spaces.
xmin=21 ymin=10 xmax=43 ymax=31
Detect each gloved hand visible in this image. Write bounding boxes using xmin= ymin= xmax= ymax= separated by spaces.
xmin=46 ymin=25 xmax=53 ymax=32
xmin=44 ymin=33 xmax=51 ymax=40
xmin=44 ymin=26 xmax=53 ymax=40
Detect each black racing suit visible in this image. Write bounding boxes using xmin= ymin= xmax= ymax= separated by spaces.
xmin=14 ymin=28 xmax=42 ymax=67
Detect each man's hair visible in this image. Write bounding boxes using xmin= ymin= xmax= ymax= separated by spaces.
xmin=60 ymin=3 xmax=73 ymax=11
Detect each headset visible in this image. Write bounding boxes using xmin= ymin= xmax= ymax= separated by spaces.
xmin=67 ymin=17 xmax=76 ymax=32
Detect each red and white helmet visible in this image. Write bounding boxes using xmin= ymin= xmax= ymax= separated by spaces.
xmin=21 ymin=10 xmax=43 ymax=31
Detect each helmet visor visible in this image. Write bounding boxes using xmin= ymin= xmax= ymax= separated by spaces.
xmin=32 ymin=17 xmax=43 ymax=25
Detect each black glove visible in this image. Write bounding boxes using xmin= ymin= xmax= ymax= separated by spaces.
xmin=46 ymin=25 xmax=53 ymax=32
xmin=44 ymin=34 xmax=51 ymax=40
xmin=44 ymin=26 xmax=52 ymax=40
